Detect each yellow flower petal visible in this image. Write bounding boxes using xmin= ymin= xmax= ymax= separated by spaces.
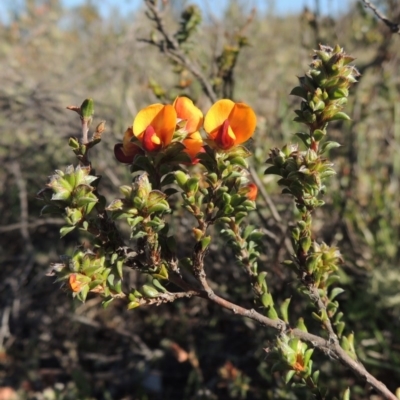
xmin=133 ymin=104 xmax=164 ymax=138
xmin=204 ymin=99 xmax=235 ymax=139
xmin=132 ymin=104 xmax=177 ymax=148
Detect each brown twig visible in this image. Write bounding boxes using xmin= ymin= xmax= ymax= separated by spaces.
xmin=167 ymin=271 xmax=397 ymax=400
xmin=0 ymin=218 xmax=64 ymax=233
xmin=362 ymin=0 xmax=400 ymax=34
xmin=142 ymin=0 xmax=217 ymax=103
xmin=7 ymin=162 xmax=33 ymax=253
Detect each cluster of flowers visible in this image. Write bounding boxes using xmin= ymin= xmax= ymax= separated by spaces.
xmin=114 ymin=97 xmax=257 ymax=164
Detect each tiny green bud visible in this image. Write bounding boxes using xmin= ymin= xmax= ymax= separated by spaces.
xmin=80 ymin=98 xmax=94 ymax=119
xmin=200 ymin=236 xmax=211 ymax=251
xmin=185 ymin=177 xmax=199 ymax=194
xmin=206 ymin=172 xmax=218 ymax=185
xmin=192 ymin=228 xmax=203 ymax=241
xmin=128 ymin=301 xmax=141 ymax=310
xmin=300 ymin=236 xmax=312 ymax=253
xmin=175 ymin=171 xmax=188 ymax=187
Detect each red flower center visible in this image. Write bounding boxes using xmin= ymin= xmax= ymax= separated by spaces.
xmin=216 ymin=120 xmax=235 ymax=150
xmin=142 ymin=125 xmax=162 ymax=152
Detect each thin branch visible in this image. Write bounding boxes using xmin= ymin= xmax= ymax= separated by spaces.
xmin=362 ymin=0 xmax=400 ymax=34
xmin=72 ymin=314 xmax=154 ymax=359
xmin=250 ymin=167 xmax=282 ymax=223
xmin=7 ymin=162 xmax=33 ymax=253
xmin=0 ymin=218 xmax=64 ymax=233
xmin=249 ymin=166 xmax=293 ymax=256
xmin=142 ymin=0 xmax=217 ymax=103
xmin=167 ymin=272 xmax=397 ymax=400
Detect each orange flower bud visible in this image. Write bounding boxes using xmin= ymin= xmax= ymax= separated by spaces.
xmin=173 ymin=96 xmax=203 ymax=134
xmin=293 ymin=354 xmax=306 ymax=372
xmin=69 ymin=273 xmax=82 ymax=292
xmin=183 ymin=131 xmax=204 ymax=163
xmin=204 ymin=99 xmax=256 ymax=150
xmin=242 ymin=183 xmax=258 ymax=201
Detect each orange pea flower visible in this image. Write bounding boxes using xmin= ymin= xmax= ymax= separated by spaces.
xmin=239 ymin=183 xmax=258 ymax=200
xmin=133 ymin=104 xmax=177 ymax=152
xmin=69 ymin=273 xmax=82 ymax=293
xmin=183 ymin=131 xmax=205 ymax=163
xmin=243 ymin=183 xmax=258 ymax=201
xmin=173 ymin=97 xmax=205 ymax=162
xmin=204 ymin=99 xmax=256 ymax=150
xmin=173 ymin=96 xmax=203 ymax=134
xmin=114 ymin=127 xmax=144 ymax=163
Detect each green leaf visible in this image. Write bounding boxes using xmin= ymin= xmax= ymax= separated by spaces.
xmin=76 ymin=284 xmax=89 ymax=302
xmin=267 ymin=306 xmax=279 ymax=320
xmin=335 ymin=321 xmax=346 ymax=338
xmin=328 ymin=111 xmax=350 ymax=121
xmin=290 ymin=86 xmax=307 ymax=99
xmin=140 ymin=284 xmax=159 ymax=298
xmin=68 ymin=136 xmax=80 ymax=150
xmin=147 ymin=201 xmax=170 ymax=214
xmin=342 ymin=388 xmax=350 ymax=400
xmin=229 ymin=156 xmax=248 ymax=168
xmin=164 ymin=188 xmax=179 ymax=197
xmin=60 ymin=225 xmax=76 ymax=238
xmin=51 ymin=190 xmax=71 ymax=202
xmin=116 ymin=260 xmax=123 ymax=279
xmin=247 ymin=231 xmax=264 ymax=242
xmin=147 ymin=190 xmax=167 ymax=206
xmin=161 ymin=173 xmax=176 ymax=186
xmin=329 ymin=287 xmax=345 ymax=301
xmin=131 ymin=155 xmax=155 ymax=173
xmin=271 ymin=361 xmax=286 ymax=373
xmin=106 ymin=199 xmax=124 ymax=211
xmin=127 ymin=216 xmax=144 ymax=227
xmin=151 ymin=278 xmax=168 ymax=293
xmin=76 ymin=195 xmax=98 ymax=208
xmin=284 ymin=370 xmax=296 ymax=384
xmin=186 ymin=177 xmax=199 ymax=193
xmin=294 ymin=132 xmax=311 ymax=147
xmin=200 ymin=236 xmax=211 ymax=251
xmin=40 ymin=205 xmax=62 ymax=215
xmin=313 ymin=129 xmax=326 ymax=141
xmin=320 ymin=141 xmax=341 ymax=154
xmin=264 ymin=166 xmax=282 ymax=176
xmin=102 ymin=297 xmax=114 ymax=309
xmin=279 ymin=298 xmax=291 ymax=323
xmin=127 ymin=301 xmax=141 ymax=310
xmin=131 ymin=230 xmax=147 ymax=239
xmin=312 ymin=370 xmax=320 ymax=385
xmin=226 ymin=145 xmax=252 ymax=158
xmin=303 ymin=348 xmax=314 ymax=367
xmin=296 ymin=318 xmax=308 ymax=332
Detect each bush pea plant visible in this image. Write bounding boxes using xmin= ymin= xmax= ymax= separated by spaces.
xmin=37 ymin=1 xmax=399 ymax=399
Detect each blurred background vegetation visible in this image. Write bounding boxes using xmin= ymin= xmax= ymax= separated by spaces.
xmin=0 ymin=0 xmax=399 ymax=398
